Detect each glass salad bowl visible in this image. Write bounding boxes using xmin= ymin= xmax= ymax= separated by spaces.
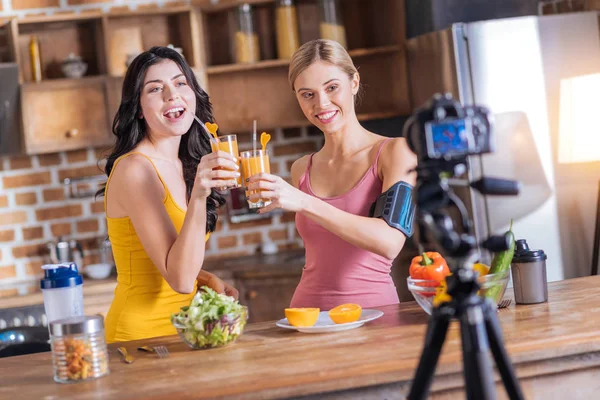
xmin=171 ymin=287 xmax=248 ymax=349
xmin=407 ymin=269 xmax=510 ymax=315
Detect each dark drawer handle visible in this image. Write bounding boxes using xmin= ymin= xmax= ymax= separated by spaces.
xmin=65 ymin=129 xmax=79 ymax=138
xmin=247 ymin=290 xmax=258 ymax=300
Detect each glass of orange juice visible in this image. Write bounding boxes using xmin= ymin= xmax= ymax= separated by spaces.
xmin=210 ymin=135 xmax=241 ymax=190
xmin=240 ymin=149 xmax=271 ymax=209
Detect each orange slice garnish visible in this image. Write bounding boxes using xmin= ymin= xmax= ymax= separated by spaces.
xmin=260 ymin=131 xmax=271 ymax=152
xmin=204 ymin=122 xmax=219 ymax=139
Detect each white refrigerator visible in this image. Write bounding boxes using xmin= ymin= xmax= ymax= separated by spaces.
xmin=406 ymin=12 xmax=600 ymax=281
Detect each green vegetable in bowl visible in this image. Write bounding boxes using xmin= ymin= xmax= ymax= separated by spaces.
xmin=489 ymin=219 xmax=515 ymax=275
xmin=486 ymin=219 xmax=515 ymax=301
xmin=172 ymin=286 xmax=247 ymax=349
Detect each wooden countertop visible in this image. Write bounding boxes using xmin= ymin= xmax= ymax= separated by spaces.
xmin=2 ymin=276 xmax=600 ymax=399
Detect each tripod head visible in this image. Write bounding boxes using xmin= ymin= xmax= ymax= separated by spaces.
xmin=403 ymin=93 xmax=520 ymax=275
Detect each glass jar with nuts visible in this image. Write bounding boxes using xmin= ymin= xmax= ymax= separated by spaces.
xmin=49 ymin=315 xmax=109 ymax=383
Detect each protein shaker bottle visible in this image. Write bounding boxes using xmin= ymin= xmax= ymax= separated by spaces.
xmin=511 ymin=239 xmax=548 ymax=304
xmin=40 ymin=263 xmax=84 ymax=323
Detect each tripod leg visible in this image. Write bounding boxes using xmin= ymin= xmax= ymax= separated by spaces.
xmin=484 ymin=302 xmax=525 ymax=400
xmin=460 ymin=302 xmax=497 ymax=400
xmin=407 ymin=306 xmax=452 ymax=400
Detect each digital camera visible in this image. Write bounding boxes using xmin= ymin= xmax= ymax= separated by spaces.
xmin=405 ymin=94 xmax=494 ymax=163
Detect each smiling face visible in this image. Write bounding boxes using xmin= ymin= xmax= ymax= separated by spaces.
xmin=293 ymin=61 xmax=359 ymax=134
xmin=139 ymin=59 xmax=196 ymax=139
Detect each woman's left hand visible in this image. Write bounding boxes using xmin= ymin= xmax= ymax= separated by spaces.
xmin=197 ymin=270 xmax=239 ymax=300
xmin=246 ymin=173 xmax=307 ymax=213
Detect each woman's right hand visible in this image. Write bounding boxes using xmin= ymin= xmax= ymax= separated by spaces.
xmin=193 ymin=151 xmax=240 ymax=200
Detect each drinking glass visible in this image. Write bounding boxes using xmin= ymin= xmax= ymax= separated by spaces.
xmin=240 ymin=149 xmax=271 ymax=209
xmin=210 ymin=135 xmax=241 ymax=190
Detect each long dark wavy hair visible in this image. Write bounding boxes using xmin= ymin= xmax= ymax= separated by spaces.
xmin=98 ymin=46 xmax=225 ymax=232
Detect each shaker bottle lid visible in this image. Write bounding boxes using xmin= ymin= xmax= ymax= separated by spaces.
xmin=49 ymin=315 xmax=104 ymax=336
xmin=512 ymin=239 xmax=547 ymax=263
xmin=40 ymin=263 xmax=83 ymax=289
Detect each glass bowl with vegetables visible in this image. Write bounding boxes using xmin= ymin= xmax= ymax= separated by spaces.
xmin=408 ymin=269 xmax=510 ymax=315
xmin=171 ymin=286 xmax=248 ymax=349
xmin=408 ymin=222 xmax=515 ymax=315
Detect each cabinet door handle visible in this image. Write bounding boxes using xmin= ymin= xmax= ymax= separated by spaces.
xmin=66 ymin=128 xmax=79 ymax=138
xmin=247 ymin=290 xmax=258 ymax=300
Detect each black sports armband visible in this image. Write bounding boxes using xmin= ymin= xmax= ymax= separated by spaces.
xmin=369 ymin=181 xmax=416 ymax=237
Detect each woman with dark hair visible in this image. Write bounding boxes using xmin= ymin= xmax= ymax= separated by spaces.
xmin=100 ymin=46 xmax=239 ymax=343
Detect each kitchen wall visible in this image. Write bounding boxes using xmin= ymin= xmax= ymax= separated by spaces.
xmin=0 ymin=1 xmax=328 ymax=294
xmin=539 ymin=1 xmax=600 ymax=278
xmin=0 ymin=126 xmax=319 ymax=294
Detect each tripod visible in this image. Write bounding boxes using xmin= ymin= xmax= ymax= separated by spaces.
xmin=406 ymin=169 xmax=525 ymax=400
xmin=407 ymin=265 xmax=524 ymax=400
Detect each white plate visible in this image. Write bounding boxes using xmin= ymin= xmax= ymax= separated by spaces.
xmin=276 ymin=309 xmax=384 ymax=333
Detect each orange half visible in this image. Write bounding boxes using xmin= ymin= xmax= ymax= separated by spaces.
xmin=328 ymin=303 xmax=362 ymax=324
xmin=285 ymin=308 xmax=320 ymax=327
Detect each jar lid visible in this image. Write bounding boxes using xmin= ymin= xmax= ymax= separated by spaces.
xmin=49 ymin=315 xmax=104 ymax=336
xmin=512 ymin=239 xmax=547 ymax=263
xmin=40 ymin=263 xmax=83 ymax=289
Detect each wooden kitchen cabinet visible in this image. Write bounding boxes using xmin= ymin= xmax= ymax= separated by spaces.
xmin=10 ymin=13 xmax=113 ymax=155
xmin=3 ymin=0 xmax=409 ymax=154
xmin=236 ymin=272 xmax=302 ymax=322
xmin=20 ymin=77 xmax=111 ymax=154
xmin=196 ymin=0 xmax=410 ymax=133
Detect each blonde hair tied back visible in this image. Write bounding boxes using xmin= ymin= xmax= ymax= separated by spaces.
xmin=288 ymin=39 xmax=363 ymax=103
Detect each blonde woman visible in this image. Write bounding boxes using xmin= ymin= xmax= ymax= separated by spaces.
xmin=246 ymin=39 xmax=417 ymax=310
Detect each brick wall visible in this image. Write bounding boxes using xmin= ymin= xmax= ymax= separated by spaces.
xmin=0 ymin=1 xmax=321 ymax=293
xmin=0 ymin=127 xmax=320 ymax=293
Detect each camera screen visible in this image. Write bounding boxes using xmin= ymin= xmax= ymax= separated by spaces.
xmin=425 ymin=119 xmax=470 ymax=158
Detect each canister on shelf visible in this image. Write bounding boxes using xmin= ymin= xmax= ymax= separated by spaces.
xmin=29 ymin=35 xmax=42 ymax=82
xmin=318 ymin=0 xmax=347 ymax=49
xmin=275 ymin=0 xmax=300 ymax=59
xmin=234 ymin=4 xmax=261 ymax=64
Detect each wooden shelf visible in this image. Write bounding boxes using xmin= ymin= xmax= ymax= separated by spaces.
xmin=21 ymin=75 xmax=106 ymax=90
xmin=207 ymin=58 xmax=288 ymax=75
xmin=207 ymin=45 xmax=403 ymax=75
xmin=357 ymin=110 xmax=403 ymax=121
xmin=349 ymin=45 xmax=403 ymax=58
xmin=17 ymin=13 xmax=103 ymax=25
xmin=193 ymin=0 xmax=275 ymax=13
xmin=107 ymin=5 xmax=191 ymax=18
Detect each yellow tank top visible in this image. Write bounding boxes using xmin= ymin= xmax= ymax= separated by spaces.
xmin=104 ymin=152 xmax=209 ymax=343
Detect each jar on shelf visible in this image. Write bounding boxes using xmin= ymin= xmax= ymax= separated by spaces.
xmin=29 ymin=35 xmax=42 ymax=82
xmin=234 ymin=4 xmax=261 ymax=64
xmin=49 ymin=315 xmax=109 ymax=384
xmin=318 ymin=0 xmax=347 ymax=49
xmin=275 ymin=0 xmax=300 ymax=59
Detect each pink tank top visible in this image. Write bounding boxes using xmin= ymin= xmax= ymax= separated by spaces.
xmin=291 ymin=139 xmax=400 ymax=310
